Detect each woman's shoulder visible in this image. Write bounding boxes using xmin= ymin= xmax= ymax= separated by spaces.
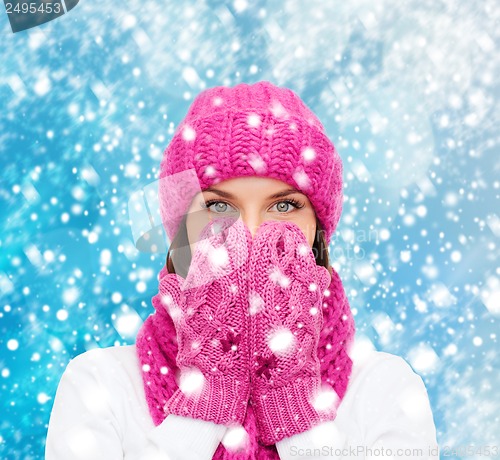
xmin=64 ymin=344 xmax=140 ymax=381
xmin=348 ymin=338 xmax=425 ymax=390
xmin=69 ymin=343 xmax=136 ymax=363
xmin=341 ymin=338 xmax=433 ymax=421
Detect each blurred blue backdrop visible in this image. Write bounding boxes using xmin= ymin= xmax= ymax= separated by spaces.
xmin=0 ymin=1 xmax=498 ymax=458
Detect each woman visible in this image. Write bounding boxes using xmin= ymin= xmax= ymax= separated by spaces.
xmin=45 ymin=81 xmax=439 ymax=459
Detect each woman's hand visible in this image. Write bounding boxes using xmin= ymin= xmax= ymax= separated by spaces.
xmin=247 ymin=220 xmax=335 ymax=445
xmin=161 ymin=217 xmax=253 ymax=427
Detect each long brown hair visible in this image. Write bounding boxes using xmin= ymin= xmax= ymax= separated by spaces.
xmin=165 ymin=215 xmax=330 ymax=279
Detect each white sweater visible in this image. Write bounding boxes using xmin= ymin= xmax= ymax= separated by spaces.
xmin=45 ymin=340 xmax=439 ymax=459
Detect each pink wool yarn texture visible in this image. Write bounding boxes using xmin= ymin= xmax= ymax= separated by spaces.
xmin=158 ymin=80 xmax=343 ymax=245
xmin=248 ymin=220 xmax=340 ymax=446
xmin=135 ymin=219 xmax=355 ymax=458
xmin=161 ymin=219 xmax=252 ymax=426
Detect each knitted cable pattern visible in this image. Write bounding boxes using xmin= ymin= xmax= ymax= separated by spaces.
xmin=160 ymin=218 xmax=252 ymax=426
xmin=248 ymin=220 xmax=337 ymax=445
xmin=136 ymin=224 xmax=356 ymax=459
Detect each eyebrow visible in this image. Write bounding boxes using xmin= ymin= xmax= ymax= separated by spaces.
xmin=203 ymin=187 xmax=303 ymax=200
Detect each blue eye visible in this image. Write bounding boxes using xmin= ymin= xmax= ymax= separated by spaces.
xmin=201 ymin=199 xmax=305 ymax=214
xmin=202 ymin=200 xmax=237 ymax=214
xmin=272 ymin=199 xmax=304 ymax=213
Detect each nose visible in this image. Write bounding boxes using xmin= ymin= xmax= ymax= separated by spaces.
xmin=236 ymin=214 xmax=264 ymax=239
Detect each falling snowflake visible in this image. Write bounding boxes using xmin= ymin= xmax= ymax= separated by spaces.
xmin=178 ymin=367 xmax=205 ymax=397
xmin=301 ymin=147 xmax=317 ymax=161
xmin=267 ymin=327 xmax=296 ymax=356
xmin=182 ymin=125 xmax=196 ymax=141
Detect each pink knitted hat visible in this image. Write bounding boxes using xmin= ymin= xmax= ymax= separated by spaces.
xmin=158 ymin=81 xmax=343 ymax=244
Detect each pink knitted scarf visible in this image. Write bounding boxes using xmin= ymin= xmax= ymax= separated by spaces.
xmin=136 ymin=263 xmax=355 ymax=459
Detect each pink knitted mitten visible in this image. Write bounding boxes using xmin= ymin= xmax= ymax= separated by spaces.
xmin=162 ymin=217 xmax=253 ymax=426
xmin=248 ymin=220 xmax=335 ymax=445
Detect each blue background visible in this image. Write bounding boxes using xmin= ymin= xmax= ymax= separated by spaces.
xmin=0 ymin=1 xmax=498 ymax=458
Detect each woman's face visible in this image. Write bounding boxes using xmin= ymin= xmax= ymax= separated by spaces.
xmin=185 ymin=176 xmax=317 ymax=252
